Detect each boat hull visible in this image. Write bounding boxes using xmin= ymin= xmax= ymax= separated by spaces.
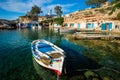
xmin=33 ymin=57 xmax=57 ymax=80
xmin=33 ymin=57 xmax=63 ymax=75
xmin=31 ymin=40 xmax=65 ymax=76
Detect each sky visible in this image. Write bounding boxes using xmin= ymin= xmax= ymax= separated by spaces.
xmin=0 ymin=0 xmax=88 ymax=20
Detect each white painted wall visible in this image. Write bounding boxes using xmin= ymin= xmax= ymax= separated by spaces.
xmin=53 ymin=24 xmax=61 ymax=28
xmin=93 ymin=22 xmax=98 ymax=28
xmin=112 ymin=22 xmax=115 ymax=29
xmin=79 ymin=22 xmax=87 ymax=29
xmin=73 ymin=23 xmax=78 ymax=28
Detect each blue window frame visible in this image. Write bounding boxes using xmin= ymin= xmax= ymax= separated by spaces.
xmin=78 ymin=23 xmax=80 ymax=28
xmin=108 ymin=23 xmax=112 ymax=30
xmin=101 ymin=23 xmax=112 ymax=30
xmin=70 ymin=23 xmax=74 ymax=27
xmin=87 ymin=23 xmax=94 ymax=28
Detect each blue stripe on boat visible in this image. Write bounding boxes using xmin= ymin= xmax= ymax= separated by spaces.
xmin=37 ymin=42 xmax=55 ymax=53
xmin=38 ymin=43 xmax=51 ymax=48
xmin=32 ymin=44 xmax=36 ymax=51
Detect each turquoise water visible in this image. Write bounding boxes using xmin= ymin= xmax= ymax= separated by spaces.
xmin=0 ymin=29 xmax=101 ymax=80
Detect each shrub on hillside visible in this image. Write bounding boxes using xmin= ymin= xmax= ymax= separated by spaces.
xmin=106 ymin=6 xmax=112 ymax=10
xmin=116 ymin=12 xmax=120 ymax=19
xmin=111 ymin=0 xmax=120 ymax=4
xmin=99 ymin=9 xmax=105 ymax=13
xmin=109 ymin=2 xmax=120 ymax=15
xmin=89 ymin=11 xmax=93 ymax=14
xmin=84 ymin=11 xmax=93 ymax=16
xmin=94 ymin=9 xmax=99 ymax=11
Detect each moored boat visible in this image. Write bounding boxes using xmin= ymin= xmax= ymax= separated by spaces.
xmin=31 ymin=40 xmax=65 ymax=76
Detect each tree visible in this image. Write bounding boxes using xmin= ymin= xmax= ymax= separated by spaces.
xmin=111 ymin=0 xmax=120 ymax=4
xmin=54 ymin=18 xmax=64 ymax=25
xmin=26 ymin=5 xmax=42 ymax=21
xmin=100 ymin=0 xmax=108 ymax=3
xmin=85 ymin=0 xmax=108 ymax=7
xmin=54 ymin=6 xmax=62 ymax=18
xmin=109 ymin=2 xmax=120 ymax=15
xmin=30 ymin=5 xmax=42 ymax=17
xmin=85 ymin=0 xmax=99 ymax=7
xmin=26 ymin=11 xmax=31 ymax=17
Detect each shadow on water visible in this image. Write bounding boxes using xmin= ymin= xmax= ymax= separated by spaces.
xmin=61 ymin=43 xmax=101 ymax=74
xmin=60 ymin=40 xmax=101 ymax=79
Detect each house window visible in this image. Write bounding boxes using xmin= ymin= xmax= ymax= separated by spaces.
xmin=101 ymin=23 xmax=112 ymax=30
xmin=87 ymin=23 xmax=94 ymax=28
xmin=108 ymin=23 xmax=112 ymax=31
xmin=101 ymin=23 xmax=106 ymax=30
xmin=78 ymin=23 xmax=80 ymax=28
xmin=70 ymin=23 xmax=74 ymax=27
xmin=35 ymin=24 xmax=38 ymax=26
xmin=64 ymin=23 xmax=68 ymax=27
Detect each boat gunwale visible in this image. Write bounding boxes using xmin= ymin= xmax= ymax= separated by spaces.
xmin=31 ymin=39 xmax=65 ymax=76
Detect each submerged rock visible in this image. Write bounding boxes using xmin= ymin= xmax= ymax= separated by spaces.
xmin=84 ymin=71 xmax=96 ymax=79
xmin=102 ymin=77 xmax=111 ymax=80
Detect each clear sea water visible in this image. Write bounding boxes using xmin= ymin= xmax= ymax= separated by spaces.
xmin=0 ymin=28 xmax=115 ymax=80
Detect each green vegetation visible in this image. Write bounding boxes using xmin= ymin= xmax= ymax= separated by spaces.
xmin=109 ymin=2 xmax=120 ymax=15
xmin=29 ymin=5 xmax=42 ymax=17
xmin=65 ymin=34 xmax=120 ymax=80
xmin=105 ymin=6 xmax=112 ymax=10
xmin=84 ymin=11 xmax=93 ymax=16
xmin=99 ymin=8 xmax=105 ymax=13
xmin=24 ymin=5 xmax=43 ymax=21
xmin=94 ymin=9 xmax=99 ymax=11
xmin=111 ymin=0 xmax=120 ymax=4
xmin=68 ymin=38 xmax=120 ymax=62
xmin=24 ymin=5 xmax=42 ymax=21
xmin=54 ymin=6 xmax=62 ymax=18
xmin=117 ymin=12 xmax=120 ymax=19
xmin=41 ymin=19 xmax=53 ymax=23
xmin=54 ymin=17 xmax=64 ymax=25
xmin=41 ymin=17 xmax=64 ymax=26
xmin=67 ymin=34 xmax=120 ymax=65
xmin=85 ymin=0 xmax=108 ymax=7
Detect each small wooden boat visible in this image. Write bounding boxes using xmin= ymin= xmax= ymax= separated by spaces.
xmin=31 ymin=40 xmax=65 ymax=76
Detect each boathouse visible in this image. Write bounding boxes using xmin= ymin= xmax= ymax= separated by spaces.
xmin=63 ymin=21 xmax=99 ymax=30
xmin=101 ymin=21 xmax=115 ymax=31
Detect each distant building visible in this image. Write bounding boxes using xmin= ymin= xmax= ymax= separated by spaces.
xmin=19 ymin=16 xmax=32 ymax=24
xmin=19 ymin=14 xmax=56 ymax=23
xmin=18 ymin=14 xmax=57 ymax=28
xmin=38 ymin=16 xmax=47 ymax=22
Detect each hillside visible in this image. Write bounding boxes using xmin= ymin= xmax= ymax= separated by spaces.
xmin=64 ymin=2 xmax=120 ymax=23
xmin=0 ymin=19 xmax=11 ymax=24
xmin=0 ymin=19 xmax=18 ymax=25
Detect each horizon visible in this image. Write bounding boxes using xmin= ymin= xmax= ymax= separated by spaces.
xmin=0 ymin=0 xmax=88 ymax=20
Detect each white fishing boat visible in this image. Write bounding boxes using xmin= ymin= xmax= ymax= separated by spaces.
xmin=31 ymin=40 xmax=65 ymax=76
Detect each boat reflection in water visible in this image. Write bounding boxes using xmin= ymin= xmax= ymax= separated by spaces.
xmin=33 ymin=55 xmax=102 ymax=80
xmin=31 ymin=40 xmax=65 ymax=80
xmin=30 ymin=28 xmax=102 ymax=80
xmin=33 ymin=57 xmax=55 ymax=80
xmin=32 ymin=40 xmax=102 ymax=80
